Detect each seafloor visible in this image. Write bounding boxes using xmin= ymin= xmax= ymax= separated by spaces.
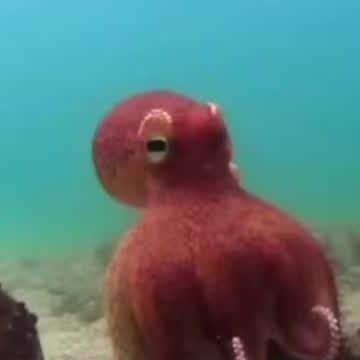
xmin=0 ymin=230 xmax=360 ymax=360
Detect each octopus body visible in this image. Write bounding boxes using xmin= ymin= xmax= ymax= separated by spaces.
xmin=93 ymin=91 xmax=343 ymax=360
xmin=0 ymin=283 xmax=44 ymax=360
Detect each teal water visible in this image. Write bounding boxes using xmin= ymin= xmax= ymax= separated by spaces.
xmin=0 ymin=1 xmax=359 ymax=258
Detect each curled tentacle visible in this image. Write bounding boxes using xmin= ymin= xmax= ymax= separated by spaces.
xmin=278 ymin=303 xmax=341 ymax=360
xmin=311 ymin=305 xmax=341 ymax=360
xmin=232 ymin=337 xmax=247 ymax=360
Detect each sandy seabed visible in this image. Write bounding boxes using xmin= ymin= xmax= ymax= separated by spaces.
xmin=0 ymin=247 xmax=113 ymax=360
xmin=1 ymin=240 xmax=360 ymax=360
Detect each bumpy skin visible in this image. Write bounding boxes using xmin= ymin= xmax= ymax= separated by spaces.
xmin=92 ymin=90 xmax=241 ymax=208
xmin=0 ymin=283 xmax=44 ymax=360
xmin=93 ymin=91 xmax=342 ymax=360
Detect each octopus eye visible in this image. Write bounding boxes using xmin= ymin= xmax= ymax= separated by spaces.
xmin=146 ymin=136 xmax=169 ymax=164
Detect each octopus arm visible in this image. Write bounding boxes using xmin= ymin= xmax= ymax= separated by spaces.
xmin=105 ymin=246 xmax=148 ymax=360
xmin=272 ymin=229 xmax=342 ymax=360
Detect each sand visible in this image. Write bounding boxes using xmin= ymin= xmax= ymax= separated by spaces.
xmin=13 ymin=288 xmax=112 ymax=360
xmin=0 ymin=247 xmax=113 ymax=360
xmin=1 ymin=239 xmax=360 ymax=360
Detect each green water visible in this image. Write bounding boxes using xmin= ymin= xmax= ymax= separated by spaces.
xmin=0 ymin=1 xmax=359 ymax=258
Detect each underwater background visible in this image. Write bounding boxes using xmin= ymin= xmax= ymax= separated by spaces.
xmin=0 ymin=0 xmax=359 ymax=259
xmin=1 ymin=3 xmax=360 ymax=359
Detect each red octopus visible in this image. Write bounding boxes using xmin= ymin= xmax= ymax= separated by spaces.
xmin=0 ymin=283 xmax=44 ymax=360
xmin=93 ymin=91 xmax=342 ymax=360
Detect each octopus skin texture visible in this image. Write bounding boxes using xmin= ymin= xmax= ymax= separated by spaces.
xmin=0 ymin=283 xmax=44 ymax=360
xmin=93 ymin=91 xmax=343 ymax=360
xmin=92 ymin=90 xmax=241 ymax=209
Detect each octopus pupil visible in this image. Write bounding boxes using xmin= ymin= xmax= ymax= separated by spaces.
xmin=147 ymin=139 xmax=167 ymax=153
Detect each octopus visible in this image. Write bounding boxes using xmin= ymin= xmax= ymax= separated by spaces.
xmin=92 ymin=90 xmax=343 ymax=360
xmin=0 ymin=283 xmax=44 ymax=360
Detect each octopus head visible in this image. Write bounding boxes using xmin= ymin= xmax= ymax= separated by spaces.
xmin=92 ymin=90 xmax=240 ymax=207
